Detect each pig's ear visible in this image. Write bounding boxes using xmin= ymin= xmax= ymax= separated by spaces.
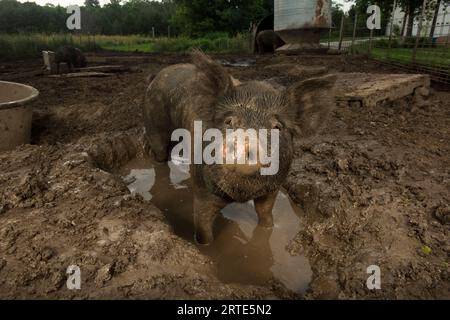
xmin=191 ymin=49 xmax=234 ymax=96
xmin=287 ymin=74 xmax=337 ymax=138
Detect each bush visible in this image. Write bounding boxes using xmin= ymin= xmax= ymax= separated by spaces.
xmin=374 ymin=38 xmax=401 ymax=48
xmin=402 ymin=37 xmax=436 ymax=48
xmin=202 ymin=32 xmax=229 ymax=40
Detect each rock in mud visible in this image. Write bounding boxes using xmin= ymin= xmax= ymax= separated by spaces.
xmin=95 ymin=264 xmax=114 ymax=287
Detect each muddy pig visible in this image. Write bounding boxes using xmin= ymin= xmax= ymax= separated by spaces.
xmin=55 ymin=46 xmax=87 ymax=74
xmin=143 ymin=50 xmax=336 ymax=244
xmin=256 ymin=30 xmax=285 ymax=54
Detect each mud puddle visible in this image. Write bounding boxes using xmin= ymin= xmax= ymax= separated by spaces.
xmin=117 ymin=157 xmax=312 ymax=293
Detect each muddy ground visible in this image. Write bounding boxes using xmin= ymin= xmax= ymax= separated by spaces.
xmin=0 ymin=52 xmax=448 ymax=299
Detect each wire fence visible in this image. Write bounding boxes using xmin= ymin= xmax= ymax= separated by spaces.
xmin=323 ymin=1 xmax=450 ymax=84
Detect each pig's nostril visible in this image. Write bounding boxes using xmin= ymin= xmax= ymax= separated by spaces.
xmin=247 ymin=149 xmax=258 ymax=164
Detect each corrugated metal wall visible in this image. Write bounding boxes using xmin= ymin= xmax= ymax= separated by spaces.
xmin=274 ymin=0 xmax=331 ymax=32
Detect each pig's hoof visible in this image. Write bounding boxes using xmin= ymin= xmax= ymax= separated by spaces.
xmin=194 ymin=233 xmax=213 ymax=247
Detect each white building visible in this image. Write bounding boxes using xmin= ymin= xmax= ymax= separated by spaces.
xmin=387 ymin=2 xmax=450 ymax=38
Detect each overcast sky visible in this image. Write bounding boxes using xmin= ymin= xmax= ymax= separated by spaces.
xmin=17 ymin=0 xmax=355 ymax=12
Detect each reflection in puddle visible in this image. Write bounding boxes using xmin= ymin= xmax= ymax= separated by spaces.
xmin=118 ymin=157 xmax=312 ymax=293
xmin=217 ymin=58 xmax=256 ymax=68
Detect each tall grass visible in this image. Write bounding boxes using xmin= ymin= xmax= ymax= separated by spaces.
xmin=0 ymin=33 xmax=251 ymax=60
xmin=0 ymin=33 xmax=101 ymax=60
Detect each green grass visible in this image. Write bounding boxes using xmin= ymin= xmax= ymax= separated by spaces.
xmin=350 ymin=39 xmax=450 ymax=67
xmin=101 ymin=42 xmax=155 ymax=53
xmin=370 ymin=47 xmax=450 ymax=67
xmin=0 ymin=33 xmax=251 ymax=60
xmin=103 ymin=36 xmax=250 ymax=54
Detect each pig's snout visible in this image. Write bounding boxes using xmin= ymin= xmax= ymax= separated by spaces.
xmin=223 ymin=139 xmax=264 ymax=176
xmin=232 ymin=163 xmax=262 ymax=176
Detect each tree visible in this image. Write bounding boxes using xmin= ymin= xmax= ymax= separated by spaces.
xmin=171 ymin=0 xmax=269 ymax=37
xmin=84 ymin=0 xmax=100 ymax=8
xmin=398 ymin=0 xmax=424 ymax=37
xmin=429 ymin=0 xmax=450 ymax=37
xmin=349 ymin=0 xmax=428 ymax=37
xmin=331 ymin=2 xmax=344 ymax=28
xmin=429 ymin=0 xmax=442 ymax=37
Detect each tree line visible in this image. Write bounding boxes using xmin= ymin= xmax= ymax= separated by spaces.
xmin=1 ymin=0 xmax=447 ymax=38
xmin=345 ymin=0 xmax=449 ymax=38
xmin=0 ymin=0 xmax=272 ymax=37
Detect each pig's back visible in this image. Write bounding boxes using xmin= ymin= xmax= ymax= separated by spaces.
xmin=152 ymin=63 xmax=197 ymax=92
xmin=146 ymin=63 xmax=215 ymax=130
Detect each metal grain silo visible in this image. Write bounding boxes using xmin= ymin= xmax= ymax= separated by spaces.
xmin=274 ymin=0 xmax=332 ymax=51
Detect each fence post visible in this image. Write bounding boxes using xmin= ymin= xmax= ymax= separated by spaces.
xmin=388 ymin=0 xmax=398 ymax=58
xmin=152 ymin=27 xmax=155 ymax=38
xmin=168 ymin=26 xmax=171 ymax=38
xmin=446 ymin=29 xmax=450 ymax=48
xmin=338 ymin=14 xmax=345 ymax=51
xmin=413 ymin=0 xmax=428 ymax=63
xmin=368 ymin=28 xmax=373 ymax=56
xmin=422 ymin=21 xmax=430 ymax=48
xmin=437 ymin=7 xmax=448 ymax=59
xmin=351 ymin=13 xmax=358 ymax=54
xmin=328 ymin=27 xmax=332 ymax=49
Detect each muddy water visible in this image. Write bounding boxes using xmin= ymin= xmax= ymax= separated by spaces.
xmin=118 ymin=157 xmax=312 ymax=293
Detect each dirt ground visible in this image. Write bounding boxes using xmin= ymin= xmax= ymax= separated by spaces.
xmin=0 ymin=52 xmax=448 ymax=299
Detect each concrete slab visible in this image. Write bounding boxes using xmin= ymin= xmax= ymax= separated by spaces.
xmin=336 ymin=74 xmax=431 ymax=108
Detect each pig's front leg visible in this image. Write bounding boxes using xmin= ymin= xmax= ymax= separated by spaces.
xmin=254 ymin=191 xmax=278 ymax=228
xmin=193 ymin=190 xmax=227 ymax=245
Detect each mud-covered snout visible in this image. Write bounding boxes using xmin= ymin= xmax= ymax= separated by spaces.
xmin=223 ymin=137 xmax=264 ymax=175
xmin=221 ymin=128 xmax=278 ymax=176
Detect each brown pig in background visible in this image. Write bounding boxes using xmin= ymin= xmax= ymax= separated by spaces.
xmin=143 ymin=50 xmax=336 ymax=245
xmin=55 ymin=46 xmax=87 ymax=74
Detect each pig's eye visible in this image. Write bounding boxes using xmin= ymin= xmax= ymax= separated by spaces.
xmin=224 ymin=117 xmax=234 ymax=128
xmin=272 ymin=122 xmax=283 ymax=130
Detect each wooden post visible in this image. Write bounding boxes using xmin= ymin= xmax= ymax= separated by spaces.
xmin=338 ymin=14 xmax=345 ymax=51
xmin=413 ymin=0 xmax=428 ymax=63
xmin=168 ymin=26 xmax=171 ymax=38
xmin=351 ymin=13 xmax=358 ymax=54
xmin=152 ymin=27 xmax=155 ymax=38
